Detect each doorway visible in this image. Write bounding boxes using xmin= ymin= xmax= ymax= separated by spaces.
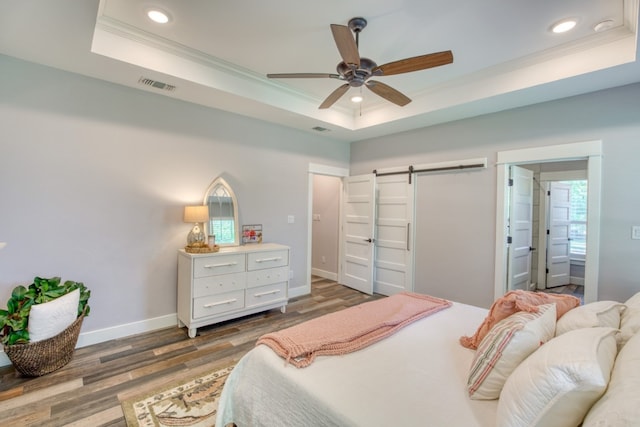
xmin=311 ymin=174 xmax=341 ymax=282
xmin=303 ymin=163 xmax=349 ymax=299
xmin=494 ymin=141 xmax=602 ymax=303
xmin=537 ymin=173 xmax=588 ymax=290
xmin=513 ymin=162 xmax=588 ymax=293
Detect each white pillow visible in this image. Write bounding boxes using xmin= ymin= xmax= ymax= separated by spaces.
xmin=619 ymin=307 xmax=640 ymax=348
xmin=555 ymin=301 xmax=624 ymax=336
xmin=619 ymin=292 xmax=640 ymax=347
xmin=583 ymin=331 xmax=640 ymax=426
xmin=624 ymin=291 xmax=640 ymax=310
xmin=496 ymin=327 xmax=618 ymax=427
xmin=28 ymin=289 xmax=80 ymax=342
xmin=467 ymin=303 xmax=556 ymax=400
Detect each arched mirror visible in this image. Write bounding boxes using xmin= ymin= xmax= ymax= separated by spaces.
xmin=203 ymin=177 xmax=240 ymax=246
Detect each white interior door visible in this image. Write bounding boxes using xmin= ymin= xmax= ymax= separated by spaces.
xmin=374 ymin=174 xmax=415 ymax=296
xmin=507 ymin=165 xmax=534 ymax=291
xmin=546 ymin=181 xmax=572 ymax=287
xmin=340 ymin=174 xmax=375 ymax=295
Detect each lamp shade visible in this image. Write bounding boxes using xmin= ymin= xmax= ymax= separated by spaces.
xmin=184 ymin=205 xmax=209 ymax=223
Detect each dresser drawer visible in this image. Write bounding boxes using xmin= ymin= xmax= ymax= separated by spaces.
xmin=193 ymin=272 xmax=246 ymax=298
xmin=193 ymin=253 xmax=245 ymax=278
xmin=193 ymin=290 xmax=244 ymax=319
xmin=246 ymin=266 xmax=288 ymax=289
xmin=247 ymin=250 xmax=289 ymax=271
xmin=245 ymin=282 xmax=287 ymax=308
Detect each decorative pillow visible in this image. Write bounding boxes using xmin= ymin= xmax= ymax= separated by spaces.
xmin=496 ymin=327 xmax=618 ymax=427
xmin=467 ymin=303 xmax=556 ymax=400
xmin=28 ymin=289 xmax=79 ymax=342
xmin=583 ymin=331 xmax=640 ymax=426
xmin=460 ymin=290 xmax=580 ymax=349
xmin=555 ymin=301 xmax=624 ymax=336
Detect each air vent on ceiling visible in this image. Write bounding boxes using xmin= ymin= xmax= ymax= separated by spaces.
xmin=312 ymin=126 xmax=330 ymax=132
xmin=138 ymin=77 xmax=176 ymax=92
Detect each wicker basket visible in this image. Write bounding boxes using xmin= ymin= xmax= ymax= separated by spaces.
xmin=4 ymin=308 xmax=86 ymax=377
xmin=184 ymin=245 xmax=219 ymax=254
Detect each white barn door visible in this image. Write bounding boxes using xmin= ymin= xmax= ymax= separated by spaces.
xmin=339 ymin=174 xmax=375 ymax=295
xmin=374 ymin=174 xmax=415 ymax=296
xmin=507 ymin=166 xmax=534 ymax=291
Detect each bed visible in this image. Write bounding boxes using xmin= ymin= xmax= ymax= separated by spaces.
xmin=216 ymin=291 xmax=640 ymax=427
xmin=216 ymin=301 xmax=497 ymax=427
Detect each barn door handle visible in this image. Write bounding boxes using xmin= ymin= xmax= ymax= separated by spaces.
xmin=407 ymin=223 xmax=411 ymax=251
xmin=529 ymin=246 xmax=536 ymax=252
xmin=364 ymin=238 xmax=374 ymax=243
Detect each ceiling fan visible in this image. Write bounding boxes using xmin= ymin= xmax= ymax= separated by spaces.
xmin=267 ymin=17 xmax=454 ymax=109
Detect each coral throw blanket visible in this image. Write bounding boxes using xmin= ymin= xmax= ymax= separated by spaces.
xmin=256 ymin=292 xmax=452 ymax=368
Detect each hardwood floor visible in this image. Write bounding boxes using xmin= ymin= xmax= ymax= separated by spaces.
xmin=539 ymin=284 xmax=585 ymax=303
xmin=0 ymin=278 xmax=382 ymax=426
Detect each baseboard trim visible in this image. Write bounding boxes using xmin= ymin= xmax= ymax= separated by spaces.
xmin=0 ymin=313 xmax=178 ymax=368
xmin=289 ymin=285 xmax=310 ymax=298
xmin=311 ymin=268 xmax=337 ymax=281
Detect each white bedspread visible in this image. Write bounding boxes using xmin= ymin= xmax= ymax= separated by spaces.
xmin=216 ymin=301 xmax=497 ymax=427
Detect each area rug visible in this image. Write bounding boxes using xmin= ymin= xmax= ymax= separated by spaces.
xmin=121 ymin=364 xmax=234 ymax=427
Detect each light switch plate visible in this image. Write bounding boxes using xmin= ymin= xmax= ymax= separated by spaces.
xmin=633 ymin=226 xmax=640 ymax=240
xmin=287 ymin=215 xmax=295 ymax=224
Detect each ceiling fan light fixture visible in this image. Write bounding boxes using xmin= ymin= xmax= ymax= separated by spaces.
xmin=147 ymin=9 xmax=171 ymax=24
xmin=351 ymin=95 xmax=363 ymax=103
xmin=551 ymin=18 xmax=577 ymax=33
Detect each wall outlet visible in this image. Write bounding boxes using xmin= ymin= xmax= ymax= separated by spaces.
xmin=313 ymin=214 xmax=321 ymax=221
xmin=289 ymin=269 xmax=294 ymax=279
xmin=321 ymin=256 xmax=326 ymax=264
xmin=633 ymin=226 xmax=640 ymax=240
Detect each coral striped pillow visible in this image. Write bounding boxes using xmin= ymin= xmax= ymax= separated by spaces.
xmin=460 ymin=290 xmax=579 ymax=350
xmin=467 ymin=303 xmax=556 ymax=400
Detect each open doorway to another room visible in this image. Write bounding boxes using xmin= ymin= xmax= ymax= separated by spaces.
xmin=305 ymin=163 xmax=348 ymax=298
xmin=311 ymin=174 xmax=341 ymax=283
xmin=494 ymin=141 xmax=602 ymax=304
xmin=519 ymin=162 xmax=587 ymax=302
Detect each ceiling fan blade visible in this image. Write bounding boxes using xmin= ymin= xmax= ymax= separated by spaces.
xmin=374 ymin=50 xmax=453 ymax=76
xmin=366 ymin=80 xmax=411 ymax=106
xmin=267 ymin=73 xmax=340 ymax=79
xmin=319 ymin=84 xmax=350 ymax=109
xmin=330 ymin=24 xmax=360 ymax=67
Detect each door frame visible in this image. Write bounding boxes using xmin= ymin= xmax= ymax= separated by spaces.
xmin=300 ymin=163 xmax=349 ymax=298
xmin=494 ymin=140 xmax=602 ymax=303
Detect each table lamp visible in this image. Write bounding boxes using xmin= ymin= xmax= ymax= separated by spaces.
xmin=183 ymin=205 xmax=209 ymax=247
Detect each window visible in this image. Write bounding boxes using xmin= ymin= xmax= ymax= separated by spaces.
xmin=562 ymin=180 xmax=587 ymax=259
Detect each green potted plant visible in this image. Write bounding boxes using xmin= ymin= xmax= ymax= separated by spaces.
xmin=0 ymin=276 xmax=91 ymax=376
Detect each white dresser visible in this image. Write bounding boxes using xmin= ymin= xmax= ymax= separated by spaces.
xmin=177 ymin=243 xmax=289 ymax=338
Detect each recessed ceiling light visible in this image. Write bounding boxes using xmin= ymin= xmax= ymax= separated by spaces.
xmin=351 ymin=95 xmax=363 ymax=103
xmin=594 ymin=19 xmax=615 ymax=32
xmin=147 ymin=9 xmax=170 ymax=24
xmin=551 ymin=19 xmax=577 ymax=33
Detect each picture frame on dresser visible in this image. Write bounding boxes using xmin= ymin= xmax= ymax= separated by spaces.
xmin=177 ymin=243 xmax=289 ymax=338
xmin=242 ymin=224 xmax=263 ymax=244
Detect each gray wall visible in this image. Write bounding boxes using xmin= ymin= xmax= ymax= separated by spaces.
xmin=351 ymin=83 xmax=640 ymax=308
xmin=0 ymin=55 xmax=350 ymax=334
